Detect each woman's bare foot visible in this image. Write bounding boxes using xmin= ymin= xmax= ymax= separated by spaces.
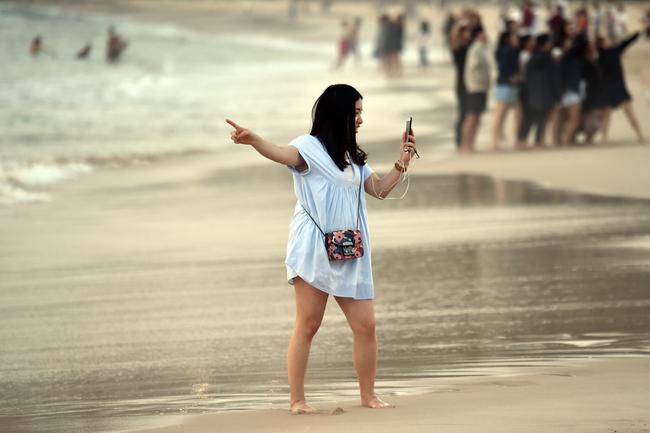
xmin=290 ymin=400 xmax=319 ymax=415
xmin=361 ymin=395 xmax=395 ymax=409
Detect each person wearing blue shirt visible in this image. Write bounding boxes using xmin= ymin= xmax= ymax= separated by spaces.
xmin=226 ymin=84 xmax=418 ymax=414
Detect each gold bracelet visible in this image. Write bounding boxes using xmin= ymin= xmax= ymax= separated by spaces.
xmin=394 ymin=160 xmax=407 ymax=173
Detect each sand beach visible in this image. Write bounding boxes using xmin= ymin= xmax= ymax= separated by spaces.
xmin=1 ymin=1 xmax=649 ymax=433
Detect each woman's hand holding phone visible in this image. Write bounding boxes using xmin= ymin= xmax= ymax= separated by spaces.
xmin=400 ymin=117 xmax=418 ymax=164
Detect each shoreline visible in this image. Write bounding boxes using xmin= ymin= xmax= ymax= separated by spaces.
xmin=131 ymin=356 xmax=650 ymax=433
xmin=5 ymin=0 xmax=649 ymax=203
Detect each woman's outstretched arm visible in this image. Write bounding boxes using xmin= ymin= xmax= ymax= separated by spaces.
xmin=616 ymin=31 xmax=640 ymax=54
xmin=365 ymin=130 xmax=417 ymax=200
xmin=226 ymin=119 xmax=306 ymax=170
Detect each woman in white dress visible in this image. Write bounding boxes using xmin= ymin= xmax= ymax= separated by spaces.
xmin=226 ymin=84 xmax=417 ymax=414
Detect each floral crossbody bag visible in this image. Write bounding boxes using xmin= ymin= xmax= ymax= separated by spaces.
xmin=300 ymin=166 xmax=364 ymax=261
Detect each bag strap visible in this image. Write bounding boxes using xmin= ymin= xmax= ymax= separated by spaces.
xmin=301 ymin=202 xmax=326 ymax=236
xmin=300 ymin=165 xmax=364 ymax=234
xmin=355 ymin=164 xmax=363 ymax=230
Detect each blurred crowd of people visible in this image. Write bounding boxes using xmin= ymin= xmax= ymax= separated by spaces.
xmin=29 ymin=26 xmax=128 ymax=63
xmin=371 ymin=12 xmax=433 ymax=77
xmin=373 ymin=12 xmax=407 ymax=77
xmin=334 ymin=17 xmax=363 ymax=69
xmin=446 ymin=1 xmax=649 ymax=153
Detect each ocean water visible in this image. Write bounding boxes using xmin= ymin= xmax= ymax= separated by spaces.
xmin=0 ymin=3 xmax=336 ymax=205
xmin=0 ymin=3 xmax=452 ymax=206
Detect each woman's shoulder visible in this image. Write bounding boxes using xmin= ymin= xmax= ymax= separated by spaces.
xmin=289 ymin=135 xmax=328 ymax=166
xmin=290 ymin=134 xmax=321 ymax=149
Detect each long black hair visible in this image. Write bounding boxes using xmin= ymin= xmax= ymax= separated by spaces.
xmin=310 ymin=84 xmax=367 ymax=171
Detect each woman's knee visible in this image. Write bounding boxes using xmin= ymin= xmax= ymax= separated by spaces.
xmin=295 ymin=316 xmax=323 ymax=339
xmin=351 ymin=317 xmax=376 ymax=338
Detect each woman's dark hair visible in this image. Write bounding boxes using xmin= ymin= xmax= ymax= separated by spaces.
xmin=470 ymin=24 xmax=484 ymax=41
xmin=497 ymin=31 xmax=511 ymax=48
xmin=310 ymin=84 xmax=367 ymax=171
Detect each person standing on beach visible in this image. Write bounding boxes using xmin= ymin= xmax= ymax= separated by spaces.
xmin=374 ymin=14 xmax=390 ymax=75
xmin=548 ymin=5 xmax=567 ymax=48
xmin=519 ymin=33 xmax=560 ymax=147
xmin=461 ymin=25 xmax=490 ymax=152
xmin=556 ymin=32 xmax=587 ymax=146
xmin=384 ymin=14 xmax=405 ymax=78
xmin=577 ymin=39 xmax=605 ymax=145
xmin=418 ymin=19 xmax=431 ymax=69
xmin=449 ymin=21 xmax=472 ymax=149
xmin=597 ymin=27 xmax=646 ymax=144
xmin=226 ymin=84 xmax=417 ymax=413
xmin=334 ymin=19 xmax=351 ymax=70
xmin=491 ymin=30 xmax=520 ymax=150
xmin=348 ymin=17 xmax=363 ymax=64
xmin=442 ymin=11 xmax=456 ymax=54
xmin=514 ymin=34 xmax=535 ymax=150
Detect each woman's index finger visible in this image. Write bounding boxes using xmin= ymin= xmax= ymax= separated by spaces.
xmin=225 ymin=119 xmax=243 ymax=131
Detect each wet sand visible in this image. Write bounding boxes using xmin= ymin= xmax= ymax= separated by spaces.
xmin=2 ymin=2 xmax=650 ymax=433
xmin=134 ymin=357 xmax=650 ymax=433
xmin=3 ymin=153 xmax=650 ymax=433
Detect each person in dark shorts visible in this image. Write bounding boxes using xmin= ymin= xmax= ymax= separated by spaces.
xmin=519 ymin=34 xmax=560 ymax=147
xmin=461 ymin=26 xmax=490 ymax=152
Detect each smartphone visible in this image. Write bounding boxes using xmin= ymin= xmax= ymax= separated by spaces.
xmin=405 ymin=117 xmax=412 ymax=136
xmin=405 ymin=117 xmax=419 ymax=158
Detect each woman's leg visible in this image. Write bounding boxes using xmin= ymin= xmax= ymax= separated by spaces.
xmin=545 ymin=105 xmax=559 ymax=146
xmin=287 ymin=278 xmax=329 ymax=413
xmin=334 ymin=296 xmax=393 ymax=408
xmin=601 ymin=107 xmax=612 ymax=144
xmin=461 ymin=112 xmax=479 ymax=152
xmin=517 ymin=105 xmax=534 ymax=149
xmin=455 ymin=90 xmax=467 ymax=149
xmin=535 ymin=109 xmax=551 ymax=147
xmin=513 ymin=103 xmax=526 ymax=149
xmin=553 ymin=106 xmax=567 ymax=145
xmin=620 ymin=101 xmax=645 ymax=144
xmin=562 ymin=103 xmax=581 ymax=145
xmin=491 ymin=101 xmax=508 ymax=150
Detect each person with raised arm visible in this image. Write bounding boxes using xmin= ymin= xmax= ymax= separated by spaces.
xmin=597 ymin=24 xmax=647 ymax=144
xmin=226 ymin=84 xmax=417 ymax=414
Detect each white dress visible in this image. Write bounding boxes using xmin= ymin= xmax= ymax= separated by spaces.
xmin=285 ymin=135 xmax=375 ymax=300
